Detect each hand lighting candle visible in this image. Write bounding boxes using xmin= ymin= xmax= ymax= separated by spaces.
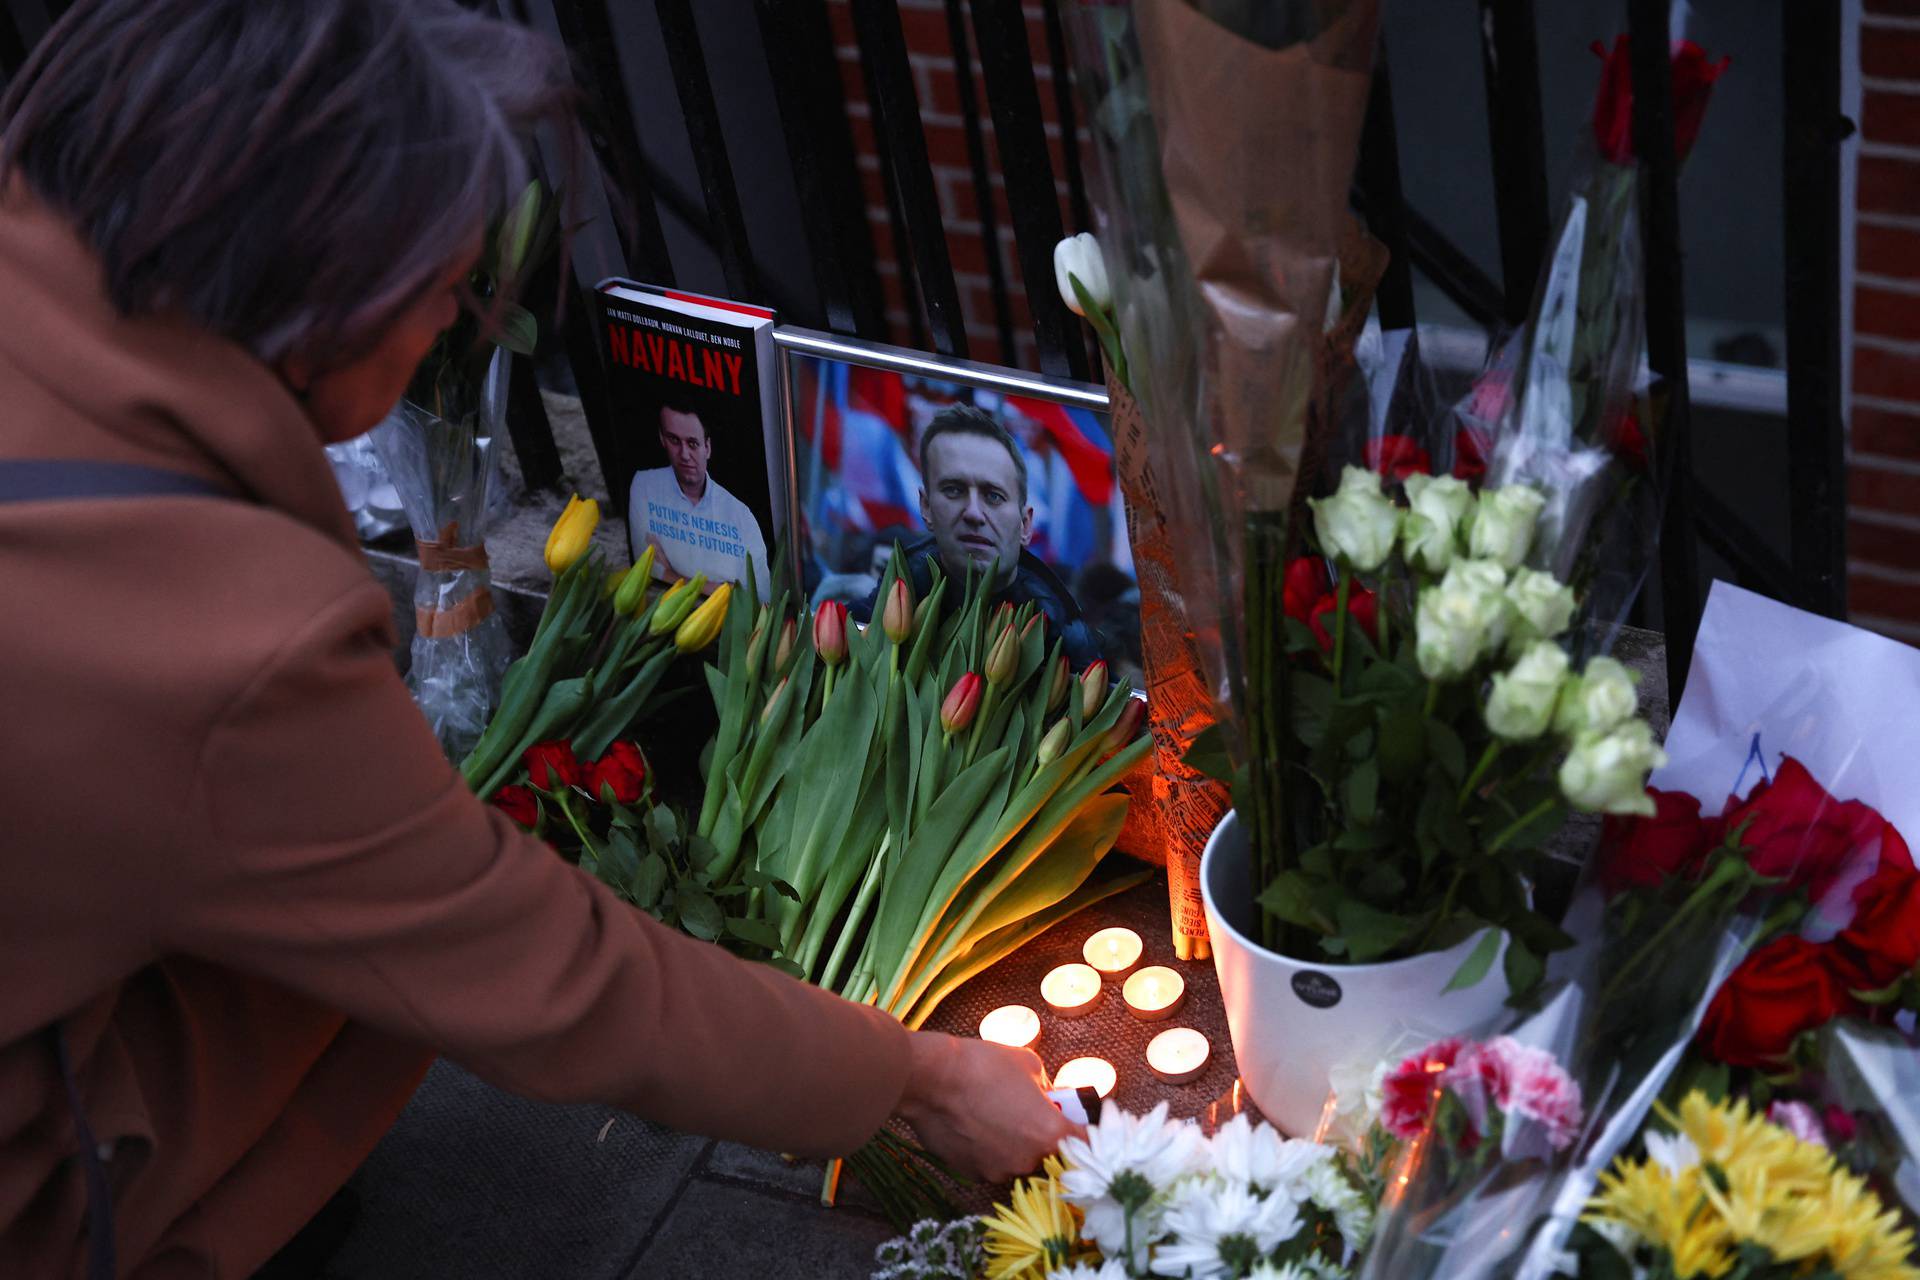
xmin=1081 ymin=927 xmax=1143 ymax=981
xmin=1121 ymin=965 xmax=1186 ymax=1021
xmin=977 ymin=1004 xmax=1042 ymax=1051
xmin=1040 ymin=963 xmax=1103 ymax=1018
xmin=1052 ymin=1056 xmax=1117 ymax=1099
xmin=1145 ymin=1027 xmax=1211 ymax=1085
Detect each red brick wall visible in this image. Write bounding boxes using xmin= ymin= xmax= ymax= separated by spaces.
xmin=1852 ymin=3 xmax=1920 ymax=642
xmin=825 ymin=0 xmax=1089 ymax=372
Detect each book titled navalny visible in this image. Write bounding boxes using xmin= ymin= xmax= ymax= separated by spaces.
xmin=595 ymin=279 xmax=789 ymax=602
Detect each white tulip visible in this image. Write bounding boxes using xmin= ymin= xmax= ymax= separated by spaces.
xmin=1552 ymin=656 xmax=1639 ymax=737
xmin=1468 ymin=483 xmax=1547 ymax=570
xmin=1053 ymin=232 xmax=1111 ymax=317
xmin=1484 ymin=641 xmax=1571 ymax=741
xmin=1558 ymin=718 xmax=1667 ymax=816
xmin=1401 ymin=473 xmax=1474 ymax=575
xmin=1415 ymin=557 xmax=1509 ymax=681
xmin=1310 ymin=466 xmax=1400 ymax=572
xmin=1506 ymin=567 xmax=1578 ymax=652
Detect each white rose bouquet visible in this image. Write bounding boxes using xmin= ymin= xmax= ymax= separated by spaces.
xmin=1209 ymin=463 xmax=1665 ymax=1000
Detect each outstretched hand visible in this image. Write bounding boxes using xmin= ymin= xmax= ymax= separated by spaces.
xmin=894 ymin=1030 xmax=1083 ymax=1183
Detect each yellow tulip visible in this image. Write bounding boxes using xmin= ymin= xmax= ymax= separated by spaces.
xmin=615 ymin=544 xmax=656 ymax=615
xmin=675 ymin=582 xmax=733 ymax=653
xmin=648 ymin=576 xmax=705 ymax=636
xmin=543 ymin=494 xmax=599 ymax=573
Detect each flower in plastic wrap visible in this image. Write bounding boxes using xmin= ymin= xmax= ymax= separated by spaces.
xmin=1696 ymin=935 xmax=1860 ymax=1068
xmin=1837 ymin=864 xmax=1920 ymax=988
xmin=1505 ymin=567 xmax=1577 ymax=652
xmin=1309 ymin=466 xmax=1399 ymax=573
xmin=1767 ymin=1100 xmax=1830 ymax=1148
xmin=1362 ymin=434 xmax=1431 ymax=484
xmin=1552 ymin=656 xmax=1640 ymax=738
xmin=1597 ymin=787 xmax=1723 ymax=895
xmin=1484 ymin=640 xmax=1570 ymax=742
xmin=1380 ymin=1037 xmax=1468 ymax=1140
xmin=1282 ymin=557 xmax=1329 ymax=621
xmin=1558 ymin=719 xmax=1667 ymax=815
xmin=1053 ymin=232 xmax=1111 ymax=316
xmin=1058 ymin=1101 xmax=1206 ymax=1265
xmin=1400 ymin=473 xmax=1472 ymax=575
xmin=1722 ymin=757 xmax=1912 ymax=903
xmin=491 ymin=784 xmax=539 ymax=829
xmin=1148 ymin=1179 xmax=1301 ymax=1279
xmin=1415 ymin=558 xmax=1509 ymax=680
xmin=1466 ymin=483 xmax=1546 ymax=570
xmin=1308 ymin=585 xmax=1378 ymax=655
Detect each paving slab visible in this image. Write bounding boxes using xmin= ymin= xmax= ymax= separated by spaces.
xmin=624 ymin=1177 xmax=896 ymax=1280
xmin=322 ymin=1061 xmax=707 ymax=1280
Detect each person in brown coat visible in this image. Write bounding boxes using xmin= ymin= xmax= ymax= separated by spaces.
xmin=0 ymin=2 xmax=1076 ymax=1276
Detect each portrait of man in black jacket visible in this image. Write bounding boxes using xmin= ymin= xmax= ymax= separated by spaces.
xmin=852 ymin=404 xmax=1103 ymax=669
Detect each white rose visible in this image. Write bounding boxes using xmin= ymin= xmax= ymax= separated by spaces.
xmin=1053 ymin=232 xmax=1110 ymax=316
xmin=1506 ymin=567 xmax=1578 ymax=652
xmin=1310 ymin=466 xmax=1400 ymax=572
xmin=1468 ymin=483 xmax=1547 ymax=570
xmin=1401 ymin=473 xmax=1473 ymax=575
xmin=1552 ymin=656 xmax=1639 ymax=737
xmin=1483 ymin=641 xmax=1571 ymax=741
xmin=1415 ymin=558 xmax=1509 ymax=681
xmin=1558 ymin=718 xmax=1667 ymax=816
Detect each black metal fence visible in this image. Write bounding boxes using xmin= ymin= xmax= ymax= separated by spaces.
xmin=0 ymin=0 xmax=1850 ymax=704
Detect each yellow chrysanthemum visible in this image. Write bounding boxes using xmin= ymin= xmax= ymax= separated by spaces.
xmin=1587 ymin=1092 xmax=1920 ymax=1280
xmin=983 ymin=1158 xmax=1085 ymax=1280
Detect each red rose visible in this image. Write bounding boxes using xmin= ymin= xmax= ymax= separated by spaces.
xmin=1609 ymin=407 xmax=1648 ymax=472
xmin=1597 ymin=787 xmax=1722 ymax=895
xmin=1452 ymin=427 xmax=1491 ymax=484
xmin=1589 ymin=35 xmax=1730 ymax=167
xmin=491 ymin=784 xmax=540 ymax=829
xmin=1363 ymin=434 xmax=1432 ymax=484
xmin=1834 ymin=865 xmax=1920 ymax=990
xmin=1283 ymin=557 xmax=1329 ymax=623
xmin=1308 ymin=586 xmax=1379 ymax=654
xmin=1724 ymin=757 xmax=1898 ymax=900
xmin=583 ymin=741 xmax=648 ymax=806
xmin=522 ymin=740 xmax=582 ymax=791
xmin=1695 ymin=935 xmax=1858 ymax=1068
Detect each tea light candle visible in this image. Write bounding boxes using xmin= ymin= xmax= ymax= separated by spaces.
xmin=1122 ymin=965 xmax=1186 ymax=1021
xmin=1146 ymin=1027 xmax=1211 ymax=1085
xmin=978 ymin=1004 xmax=1042 ymax=1051
xmin=1082 ymin=927 xmax=1144 ymax=981
xmin=1040 ymin=963 xmax=1103 ymax=1018
xmin=1053 ymin=1056 xmax=1117 ymax=1099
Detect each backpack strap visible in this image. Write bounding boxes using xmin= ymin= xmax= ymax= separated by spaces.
xmin=0 ymin=458 xmax=234 ymax=504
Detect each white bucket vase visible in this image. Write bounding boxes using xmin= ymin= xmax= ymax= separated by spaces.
xmin=1200 ymin=809 xmax=1514 ymax=1138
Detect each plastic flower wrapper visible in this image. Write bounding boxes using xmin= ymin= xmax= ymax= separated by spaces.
xmin=1814 ymin=1020 xmax=1920 ymax=1227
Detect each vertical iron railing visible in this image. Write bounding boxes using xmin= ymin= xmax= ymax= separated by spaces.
xmin=944 ymin=0 xmax=1018 ymax=359
xmin=1628 ymin=0 xmax=1703 ymax=701
xmin=1475 ymin=0 xmax=1552 ymax=326
xmin=1782 ymin=0 xmax=1850 ymax=620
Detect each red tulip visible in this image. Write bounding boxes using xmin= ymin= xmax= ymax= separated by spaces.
xmin=883 ymin=578 xmax=914 ymax=643
xmin=1078 ymin=659 xmax=1109 ymax=719
xmin=985 ymin=622 xmax=1019 ymax=687
xmin=814 ymin=600 xmax=849 ymax=667
xmin=773 ymin=617 xmax=797 ymax=670
xmin=1044 ymin=654 xmax=1072 ymax=713
xmin=1101 ymin=694 xmax=1146 ymax=757
xmin=940 ymin=672 xmax=984 ymax=735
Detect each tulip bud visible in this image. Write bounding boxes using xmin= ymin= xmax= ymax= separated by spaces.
xmin=625 ymin=545 xmax=658 ymax=613
xmin=1079 ymin=659 xmax=1109 ymax=720
xmin=882 ymin=578 xmax=914 ymax=644
xmin=773 ymin=617 xmax=797 ymax=671
xmin=984 ymin=622 xmax=1019 ymax=687
xmin=746 ymin=620 xmax=768 ymax=671
xmin=814 ymin=600 xmax=849 ymax=667
xmin=1101 ymin=694 xmax=1146 ymax=756
xmin=674 ymin=582 xmax=732 ymax=653
xmin=647 ymin=574 xmax=708 ymax=636
xmin=1036 ymin=718 xmax=1071 ymax=766
xmin=1053 ymin=231 xmax=1111 ymax=317
xmin=612 ymin=561 xmax=648 ymax=615
xmin=1045 ymin=655 xmax=1072 ymax=713
xmin=761 ymin=674 xmax=791 ymax=725
xmin=940 ymin=672 xmax=984 ymax=735
xmin=543 ymin=493 xmax=600 ymax=574
xmin=1022 ymin=611 xmax=1044 ymax=641
xmin=911 ymin=593 xmax=936 ymax=638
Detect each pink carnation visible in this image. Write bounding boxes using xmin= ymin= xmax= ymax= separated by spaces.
xmin=1823 ymin=1105 xmax=1859 ymax=1144
xmin=1487 ymin=1039 xmax=1584 ymax=1151
xmin=1769 ymin=1100 xmax=1828 ymax=1147
xmin=1380 ymin=1037 xmax=1467 ymax=1140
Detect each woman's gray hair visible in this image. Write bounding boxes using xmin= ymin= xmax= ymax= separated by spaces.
xmin=0 ymin=0 xmax=577 ymax=370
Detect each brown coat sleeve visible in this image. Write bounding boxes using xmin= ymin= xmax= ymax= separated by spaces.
xmin=163 ymin=579 xmax=911 ymax=1157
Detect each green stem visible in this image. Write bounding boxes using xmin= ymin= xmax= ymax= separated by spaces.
xmin=552 ymin=790 xmax=603 ymax=863
xmin=1487 ymin=797 xmax=1558 ymax=855
xmin=1600 ymin=855 xmax=1754 ymax=1007
xmin=818 ymin=849 xmax=887 ymax=991
xmin=1457 ymin=741 xmax=1501 ymax=807
xmin=1331 ymin=567 xmax=1352 ymax=695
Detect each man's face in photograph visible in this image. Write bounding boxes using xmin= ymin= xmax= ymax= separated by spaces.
xmin=659 ymin=406 xmax=711 ymax=493
xmin=920 ymin=430 xmax=1033 ymax=580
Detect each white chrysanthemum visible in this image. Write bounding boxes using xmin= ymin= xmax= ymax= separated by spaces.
xmin=1149 ymin=1179 xmax=1303 ymax=1279
xmin=1248 ymin=1262 xmax=1321 ymax=1280
xmin=1048 ymin=1260 xmax=1133 ymax=1280
xmin=1059 ymin=1102 xmax=1206 ymax=1262
xmin=1206 ymin=1115 xmax=1330 ymax=1200
xmin=1302 ymin=1155 xmax=1374 ymax=1250
xmin=1644 ymin=1129 xmax=1700 ymax=1177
